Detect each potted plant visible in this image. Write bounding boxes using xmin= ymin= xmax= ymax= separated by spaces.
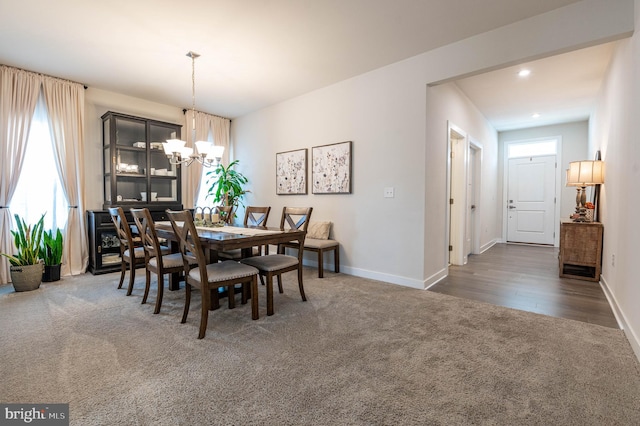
xmin=42 ymin=228 xmax=63 ymax=282
xmin=0 ymin=213 xmax=45 ymax=292
xmin=205 ymin=160 xmax=250 ymax=221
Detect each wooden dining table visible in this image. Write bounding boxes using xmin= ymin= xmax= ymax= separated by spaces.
xmin=154 ymin=221 xmax=306 ymax=291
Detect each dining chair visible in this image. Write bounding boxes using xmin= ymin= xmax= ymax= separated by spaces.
xmin=214 ymin=205 xmax=234 ymax=224
xmin=166 ymin=209 xmax=260 ymax=339
xmin=218 ymin=206 xmax=272 ymax=261
xmin=130 ymin=208 xmax=191 ymax=314
xmin=108 ymin=207 xmax=146 ymax=296
xmin=240 ymin=207 xmax=312 ymax=316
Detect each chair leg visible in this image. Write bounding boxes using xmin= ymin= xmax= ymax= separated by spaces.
xmin=181 ymin=284 xmax=191 ymax=324
xmin=334 ymin=246 xmax=340 ymax=273
xmin=198 ymin=285 xmax=211 ymax=339
xmin=266 ymin=273 xmax=275 ymax=316
xmin=198 ymin=299 xmax=209 ymax=339
xmin=142 ymin=268 xmax=151 ymax=304
xmin=277 ymin=274 xmax=284 ymax=294
xmin=126 ymin=261 xmax=136 ymax=296
xmin=228 ymin=285 xmax=236 ymax=309
xmin=250 ymin=276 xmax=259 ymax=320
xmin=117 ymin=261 xmax=126 ymax=289
xmin=318 ymin=249 xmax=324 ymax=278
xmin=297 ymin=266 xmax=307 ymax=302
xmin=241 ymin=282 xmax=249 ymax=305
xmin=154 ymin=273 xmax=164 ymax=314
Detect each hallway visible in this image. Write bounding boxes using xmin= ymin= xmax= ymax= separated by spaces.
xmin=430 ymin=243 xmax=618 ymax=328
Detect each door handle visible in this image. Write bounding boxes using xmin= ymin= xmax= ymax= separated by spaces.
xmin=508 ymin=206 xmax=516 ymax=209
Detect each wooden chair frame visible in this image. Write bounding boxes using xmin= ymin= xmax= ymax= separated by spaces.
xmin=108 ymin=207 xmax=145 ymax=296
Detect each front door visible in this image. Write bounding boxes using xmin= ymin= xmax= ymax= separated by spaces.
xmin=507 ymin=155 xmax=556 ymax=245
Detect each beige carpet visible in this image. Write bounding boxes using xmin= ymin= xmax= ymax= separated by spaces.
xmin=1 ymin=268 xmax=639 ymax=425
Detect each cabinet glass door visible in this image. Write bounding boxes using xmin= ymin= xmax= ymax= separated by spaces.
xmin=114 ymin=116 xmax=147 ymax=202
xmin=149 ymin=122 xmax=180 ymax=203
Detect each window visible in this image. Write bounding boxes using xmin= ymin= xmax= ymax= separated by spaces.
xmin=10 ymin=93 xmax=68 ymax=231
xmin=507 ymin=139 xmax=557 ymax=158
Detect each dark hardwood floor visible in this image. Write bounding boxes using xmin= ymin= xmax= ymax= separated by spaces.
xmin=429 ymin=243 xmax=619 ymax=328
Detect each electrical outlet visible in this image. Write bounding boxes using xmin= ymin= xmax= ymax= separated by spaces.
xmin=611 ymin=254 xmax=615 ymax=267
xmin=384 ymin=187 xmax=395 ymax=198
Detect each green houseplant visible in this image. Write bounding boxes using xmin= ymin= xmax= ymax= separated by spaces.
xmin=1 ymin=213 xmax=45 ymax=291
xmin=205 ymin=160 xmax=250 ymax=220
xmin=42 ymin=228 xmax=63 ymax=282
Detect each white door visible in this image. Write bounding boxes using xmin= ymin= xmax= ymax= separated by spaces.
xmin=507 ymin=155 xmax=556 ymax=245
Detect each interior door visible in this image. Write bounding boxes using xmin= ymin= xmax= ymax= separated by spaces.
xmin=507 ymin=155 xmax=556 ymax=245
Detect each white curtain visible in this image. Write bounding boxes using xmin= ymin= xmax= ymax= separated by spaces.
xmin=0 ymin=66 xmax=42 ymax=284
xmin=183 ymin=110 xmax=231 ymax=209
xmin=42 ymin=76 xmax=88 ymax=276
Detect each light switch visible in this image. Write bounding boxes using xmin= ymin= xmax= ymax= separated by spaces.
xmin=384 ymin=187 xmax=395 ymax=198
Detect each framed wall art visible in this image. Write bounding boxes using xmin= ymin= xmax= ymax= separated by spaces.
xmin=312 ymin=141 xmax=352 ymax=194
xmin=276 ymin=148 xmax=307 ymax=195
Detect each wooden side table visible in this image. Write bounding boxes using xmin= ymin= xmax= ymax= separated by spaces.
xmin=559 ymin=220 xmax=603 ymax=281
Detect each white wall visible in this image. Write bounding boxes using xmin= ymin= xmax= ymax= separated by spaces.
xmin=589 ymin=0 xmax=640 ymax=359
xmin=498 ymin=121 xmax=590 ymax=243
xmin=232 ymin=0 xmax=633 ymax=289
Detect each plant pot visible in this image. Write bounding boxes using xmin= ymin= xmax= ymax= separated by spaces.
xmin=43 ymin=264 xmax=61 ymax=282
xmin=10 ymin=263 xmax=43 ymax=292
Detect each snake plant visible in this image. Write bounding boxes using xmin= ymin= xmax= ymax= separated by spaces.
xmin=42 ymin=228 xmax=63 ymax=266
xmin=1 ymin=214 xmax=45 ymax=266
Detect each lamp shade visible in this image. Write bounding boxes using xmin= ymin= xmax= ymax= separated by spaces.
xmin=567 ymin=160 xmax=604 ymax=186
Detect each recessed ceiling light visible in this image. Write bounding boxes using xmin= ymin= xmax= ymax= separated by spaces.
xmin=518 ymin=69 xmax=531 ymax=77
xmin=532 ymin=113 xmax=541 ymax=119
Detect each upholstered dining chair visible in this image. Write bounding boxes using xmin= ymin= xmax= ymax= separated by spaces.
xmin=218 ymin=206 xmax=272 ymax=261
xmin=240 ymin=207 xmax=312 ymax=316
xmin=130 ymin=208 xmax=192 ymax=314
xmin=108 ymin=207 xmax=146 ymax=296
xmin=166 ymin=209 xmax=260 ymax=339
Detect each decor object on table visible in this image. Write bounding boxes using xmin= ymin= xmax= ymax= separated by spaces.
xmin=276 ymin=149 xmax=307 ymax=195
xmin=205 ymin=159 xmax=250 ymax=218
xmin=312 ymin=141 xmax=352 ymax=194
xmin=162 ymin=51 xmax=224 ymax=167
xmin=1 ymin=214 xmax=45 ymax=292
xmin=566 ymin=160 xmax=604 ymax=222
xmin=42 ymin=228 xmax=63 ymax=282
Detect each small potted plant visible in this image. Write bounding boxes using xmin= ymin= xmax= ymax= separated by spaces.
xmin=0 ymin=213 xmax=45 ymax=292
xmin=205 ymin=160 xmax=250 ymax=220
xmin=42 ymin=228 xmax=63 ymax=282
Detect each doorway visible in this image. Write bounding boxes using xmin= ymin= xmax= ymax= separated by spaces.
xmin=447 ymin=122 xmax=483 ymax=265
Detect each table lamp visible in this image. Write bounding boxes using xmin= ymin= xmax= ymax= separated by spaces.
xmin=566 ymin=160 xmax=604 ymax=222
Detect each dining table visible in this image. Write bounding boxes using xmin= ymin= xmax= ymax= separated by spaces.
xmin=153 ymin=221 xmax=306 ymax=291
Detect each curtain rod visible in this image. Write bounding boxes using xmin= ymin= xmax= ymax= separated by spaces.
xmin=1 ymin=63 xmax=87 ymax=89
xmin=182 ymin=108 xmax=231 ymax=122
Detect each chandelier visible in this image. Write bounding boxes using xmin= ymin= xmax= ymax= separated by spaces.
xmin=162 ymin=51 xmax=224 ymax=167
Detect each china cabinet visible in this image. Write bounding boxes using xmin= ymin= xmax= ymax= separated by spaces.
xmin=101 ymin=111 xmax=183 ymax=210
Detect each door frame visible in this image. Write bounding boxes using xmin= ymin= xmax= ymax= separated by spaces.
xmin=501 ymin=136 xmax=563 ymax=247
xmin=468 ymin=138 xmax=483 ymax=257
xmin=447 ymin=122 xmax=483 ymax=265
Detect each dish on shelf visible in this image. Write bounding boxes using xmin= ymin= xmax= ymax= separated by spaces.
xmin=133 ymin=142 xmax=146 ymax=148
xmin=150 ymin=142 xmax=164 ymax=150
xmin=156 ymin=197 xmax=174 ymax=202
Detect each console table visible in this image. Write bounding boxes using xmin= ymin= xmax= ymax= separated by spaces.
xmin=559 ymin=220 xmax=603 ymax=282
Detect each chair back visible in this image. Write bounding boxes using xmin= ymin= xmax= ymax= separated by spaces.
xmin=214 ymin=205 xmax=234 ymax=224
xmin=108 ymin=207 xmax=136 ymax=256
xmin=130 ymin=208 xmax=163 ymax=260
xmin=280 ymin=207 xmax=313 ymax=232
xmin=245 ymin=206 xmax=271 ymax=227
xmin=166 ymin=210 xmax=208 ymax=280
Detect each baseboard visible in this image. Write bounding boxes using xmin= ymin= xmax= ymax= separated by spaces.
xmin=480 ymin=239 xmax=498 ymax=254
xmin=600 ymin=275 xmax=640 ymax=363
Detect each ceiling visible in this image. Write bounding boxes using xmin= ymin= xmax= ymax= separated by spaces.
xmin=455 ymin=42 xmax=615 ymax=131
xmin=0 ymin=0 xmax=606 ymax=129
